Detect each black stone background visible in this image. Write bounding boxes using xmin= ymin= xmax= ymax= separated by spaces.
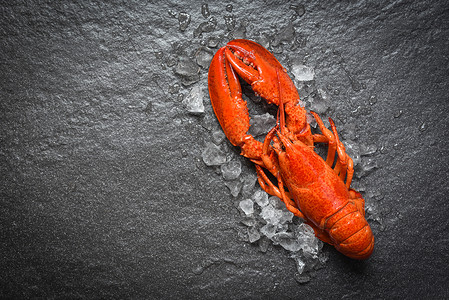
xmin=1 ymin=1 xmax=448 ymax=299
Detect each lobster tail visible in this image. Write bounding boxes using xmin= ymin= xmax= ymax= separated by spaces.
xmin=325 ymin=202 xmax=374 ymax=259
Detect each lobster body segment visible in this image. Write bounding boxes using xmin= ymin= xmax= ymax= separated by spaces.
xmin=207 ymin=39 xmax=374 ymax=260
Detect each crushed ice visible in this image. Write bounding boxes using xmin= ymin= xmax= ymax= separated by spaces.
xmin=253 ymin=189 xmax=269 ymax=207
xmin=248 ymin=113 xmax=276 ymax=137
xmin=224 ymin=180 xmax=242 ymax=198
xmin=291 ymin=63 xmax=315 ymax=81
xmin=237 ymin=189 xmax=327 ymax=278
xmin=183 ymin=85 xmax=204 ymax=114
xmin=239 ymin=199 xmax=254 ymax=215
xmin=175 ymin=57 xmax=200 ymax=86
xmin=221 ymin=160 xmax=242 ymax=181
xmin=195 ymin=48 xmax=214 ymax=69
xmin=202 ymin=142 xmax=226 ymax=166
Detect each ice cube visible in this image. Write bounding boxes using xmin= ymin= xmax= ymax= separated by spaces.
xmin=224 ymin=180 xmax=243 ymax=197
xmin=248 ymin=227 xmax=261 ymax=243
xmin=260 ymin=204 xmax=278 ymax=224
xmin=366 ymin=202 xmax=382 ymax=225
xmin=362 ymin=157 xmax=378 ymax=172
xmin=175 ymin=57 xmax=199 ymax=76
xmin=211 ymin=130 xmax=226 ymax=145
xmin=239 ymin=199 xmax=254 ymax=215
xmin=291 ymin=64 xmax=315 ymax=81
xmin=269 ymin=196 xmax=284 ymax=209
xmin=293 ymin=223 xmax=320 ymax=255
xmin=356 ymin=157 xmax=378 ymax=178
xmin=260 ymin=223 xmax=276 ymax=239
xmin=248 ymin=113 xmax=276 ymax=137
xmin=183 ymin=85 xmax=204 ymax=114
xmin=272 ymin=22 xmax=295 ymax=47
xmin=279 ymin=210 xmax=294 ymax=224
xmin=253 ymin=189 xmax=269 ymax=207
xmin=272 ymin=232 xmax=301 ymax=252
xmin=310 ymin=94 xmax=329 ymax=114
xmin=241 ymin=216 xmax=257 ymax=227
xmin=221 ymin=160 xmax=242 ymax=181
xmin=196 ymin=48 xmax=214 ymax=69
xmin=344 ymin=140 xmax=361 ymax=166
xmin=241 ymin=174 xmax=258 ymax=197
xmin=295 ymin=257 xmax=306 ymax=274
xmin=276 ymin=223 xmax=289 ymax=234
xmin=175 ymin=57 xmax=200 ymax=86
xmin=360 ymin=143 xmax=377 ymax=156
xmin=295 ymin=223 xmax=315 ymax=237
xmin=202 ymin=142 xmax=227 ymax=166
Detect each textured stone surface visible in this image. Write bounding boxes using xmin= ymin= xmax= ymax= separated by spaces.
xmin=1 ymin=0 xmax=448 ymax=298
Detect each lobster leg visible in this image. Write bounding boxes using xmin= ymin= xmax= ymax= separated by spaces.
xmin=256 ymin=165 xmax=304 ymax=218
xmin=255 ymin=165 xmax=282 ymax=199
xmin=310 ymin=112 xmax=354 ymax=188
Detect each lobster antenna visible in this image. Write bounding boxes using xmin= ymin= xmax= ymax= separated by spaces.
xmin=276 ymin=69 xmax=286 ymax=134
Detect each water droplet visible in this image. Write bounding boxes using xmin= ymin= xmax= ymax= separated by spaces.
xmin=165 ymin=56 xmax=177 ymax=67
xmin=168 ymin=83 xmax=181 ymax=94
xmin=154 ymin=51 xmax=163 ymax=59
xmin=289 ymin=4 xmax=305 ymax=17
xmin=144 ymin=102 xmax=153 ymax=114
xmin=207 ymin=36 xmax=220 ymax=48
xmin=224 ymin=15 xmax=236 ymax=31
xmin=379 ymin=141 xmax=389 ymax=154
xmin=369 ymin=95 xmax=377 ymax=105
xmin=349 ymin=75 xmax=362 ymax=92
xmin=168 ymin=9 xmax=177 ymax=18
xmin=226 ymin=4 xmax=233 ymax=12
xmin=419 ymin=122 xmax=427 ymax=132
xmin=272 ymin=22 xmax=295 ymax=47
xmin=194 ymin=17 xmax=217 ymax=37
xmin=178 ymin=12 xmax=191 ymax=32
xmin=394 ymin=110 xmax=403 ymax=118
xmin=201 ymin=4 xmax=210 ymax=18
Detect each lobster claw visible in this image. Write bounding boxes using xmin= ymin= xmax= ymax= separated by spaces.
xmin=208 ymin=39 xmax=311 ymax=165
xmin=224 ymin=39 xmax=300 ymax=107
xmin=208 ymin=46 xmax=264 ymax=162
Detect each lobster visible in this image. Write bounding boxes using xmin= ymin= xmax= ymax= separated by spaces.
xmin=208 ymin=39 xmax=374 ymax=260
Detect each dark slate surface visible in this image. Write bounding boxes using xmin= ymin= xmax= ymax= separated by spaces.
xmin=1 ymin=1 xmax=448 ymax=299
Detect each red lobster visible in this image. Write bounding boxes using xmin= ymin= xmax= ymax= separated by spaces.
xmin=208 ymin=39 xmax=374 ymax=259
